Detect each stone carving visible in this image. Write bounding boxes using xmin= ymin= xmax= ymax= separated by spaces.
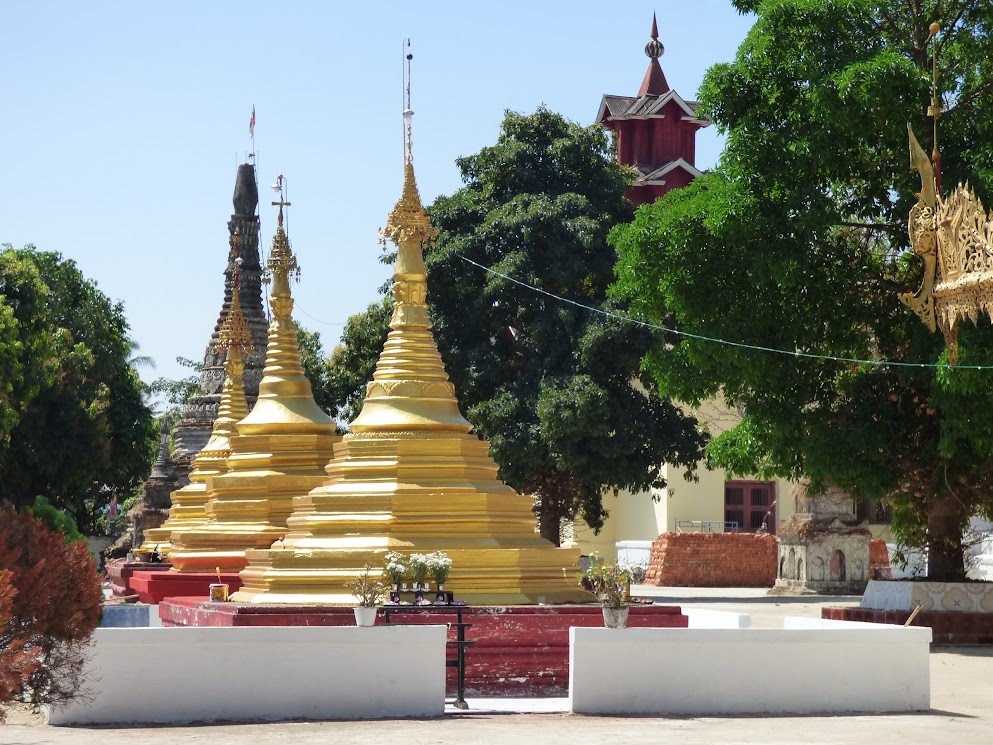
xmin=771 ymin=482 xmax=871 ymax=595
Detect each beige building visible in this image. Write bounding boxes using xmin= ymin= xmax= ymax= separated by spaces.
xmin=570 ymin=398 xmax=795 ymax=565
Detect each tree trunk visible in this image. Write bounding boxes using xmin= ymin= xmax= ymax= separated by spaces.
xmin=927 ymin=490 xmax=967 ymax=582
xmin=538 ymin=496 xmax=562 ymax=547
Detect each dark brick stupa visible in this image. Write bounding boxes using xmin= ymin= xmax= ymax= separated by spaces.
xmin=172 ymin=164 xmax=269 ymax=475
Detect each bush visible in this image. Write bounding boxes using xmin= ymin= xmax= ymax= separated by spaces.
xmin=0 ymin=505 xmax=101 ymax=716
xmin=23 ymin=496 xmax=85 ymax=543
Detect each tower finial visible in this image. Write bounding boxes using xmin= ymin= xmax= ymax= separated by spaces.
xmin=403 ymin=38 xmax=414 ymax=164
xmin=646 ymin=12 xmax=664 ymax=59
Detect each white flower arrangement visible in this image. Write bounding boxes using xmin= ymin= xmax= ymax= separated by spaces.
xmin=384 ymin=551 xmax=407 ymax=586
xmin=426 ymin=551 xmax=452 ymax=586
xmin=408 ymin=553 xmax=430 ymax=586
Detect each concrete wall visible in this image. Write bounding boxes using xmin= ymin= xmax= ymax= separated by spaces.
xmin=569 ymin=623 xmax=931 ymax=715
xmin=49 ymin=625 xmax=447 ymax=725
xmin=683 ymin=607 xmax=751 ymax=629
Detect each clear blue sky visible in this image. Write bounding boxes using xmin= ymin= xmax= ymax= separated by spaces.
xmin=1 ymin=1 xmax=754 ymax=397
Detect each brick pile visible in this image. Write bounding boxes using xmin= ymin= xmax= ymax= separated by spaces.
xmin=644 ymin=531 xmax=778 ymax=587
xmin=868 ymin=537 xmax=893 ymax=579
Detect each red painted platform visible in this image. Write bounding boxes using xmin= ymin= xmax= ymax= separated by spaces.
xmin=823 ymin=607 xmax=993 ymax=644
xmin=159 ymin=599 xmax=688 ymax=696
xmin=131 ymin=570 xmax=243 ymax=604
xmin=107 ymin=560 xmax=172 ymax=600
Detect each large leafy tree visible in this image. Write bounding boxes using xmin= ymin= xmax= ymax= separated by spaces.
xmin=611 ymin=0 xmax=993 ymax=580
xmin=0 ymin=246 xmax=157 ymax=533
xmin=332 ymin=108 xmax=707 ymax=544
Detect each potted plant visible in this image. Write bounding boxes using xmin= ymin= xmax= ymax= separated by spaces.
xmin=582 ymin=552 xmax=632 ymax=628
xmin=384 ymin=551 xmax=407 ymax=601
xmin=347 ymin=565 xmax=387 ymax=626
xmin=427 ymin=551 xmax=452 ymax=602
xmin=408 ymin=554 xmax=432 ymax=604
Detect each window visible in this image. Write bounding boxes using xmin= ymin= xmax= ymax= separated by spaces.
xmin=724 ymin=481 xmax=776 ymax=534
xmin=853 ymin=496 xmax=892 ymax=525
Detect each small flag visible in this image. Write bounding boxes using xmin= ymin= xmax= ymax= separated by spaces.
xmin=249 ymin=106 xmax=255 ymax=138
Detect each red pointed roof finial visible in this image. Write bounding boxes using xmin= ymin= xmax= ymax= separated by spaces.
xmin=639 ymin=12 xmax=669 ymax=95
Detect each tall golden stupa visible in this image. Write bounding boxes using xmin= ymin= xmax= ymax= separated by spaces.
xmin=233 ymin=105 xmax=586 ymax=605
xmin=141 ymin=237 xmax=253 ymax=557
xmin=168 ymin=191 xmax=339 ymax=573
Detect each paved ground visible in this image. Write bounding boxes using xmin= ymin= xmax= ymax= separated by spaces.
xmin=5 ymin=587 xmax=992 ymax=744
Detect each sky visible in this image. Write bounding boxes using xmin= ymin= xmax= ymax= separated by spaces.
xmin=1 ymin=1 xmax=755 ymax=396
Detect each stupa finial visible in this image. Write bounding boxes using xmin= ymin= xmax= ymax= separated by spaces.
xmin=213 ymin=233 xmax=253 ymax=359
xmin=646 ymin=12 xmax=664 ymax=59
xmin=263 ymin=174 xmax=300 ymax=324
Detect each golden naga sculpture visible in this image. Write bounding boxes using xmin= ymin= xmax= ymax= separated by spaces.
xmin=902 ymin=126 xmax=993 ymax=367
xmin=233 ymin=103 xmax=587 ymax=605
xmin=168 ymin=194 xmax=338 ymax=573
xmin=141 ymin=236 xmax=253 ymax=556
xmin=900 ymin=24 xmax=993 ymax=367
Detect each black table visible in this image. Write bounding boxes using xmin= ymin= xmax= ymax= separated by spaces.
xmin=381 ymin=604 xmax=473 ymax=709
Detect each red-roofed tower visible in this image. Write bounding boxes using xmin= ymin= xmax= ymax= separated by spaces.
xmin=597 ymin=13 xmax=710 ymax=206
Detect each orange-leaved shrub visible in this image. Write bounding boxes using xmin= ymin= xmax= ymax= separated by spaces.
xmin=0 ymin=505 xmax=101 ymax=715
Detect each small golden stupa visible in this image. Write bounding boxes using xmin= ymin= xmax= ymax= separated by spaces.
xmin=233 ymin=103 xmax=586 ymax=604
xmin=141 ymin=237 xmax=253 ymax=557
xmin=168 ymin=190 xmax=339 ymax=572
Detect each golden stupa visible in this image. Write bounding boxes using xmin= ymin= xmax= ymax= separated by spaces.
xmin=232 ymin=110 xmax=586 ymax=605
xmin=141 ymin=240 xmax=253 ymax=557
xmin=168 ymin=195 xmax=339 ymax=573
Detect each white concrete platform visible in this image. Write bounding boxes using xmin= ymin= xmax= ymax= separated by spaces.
xmin=49 ymin=625 xmax=447 ymax=725
xmin=569 ymin=618 xmax=931 ymax=715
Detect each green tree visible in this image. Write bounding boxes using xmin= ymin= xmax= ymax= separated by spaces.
xmin=333 ymin=108 xmax=707 ymax=544
xmin=610 ymin=0 xmax=993 ymax=580
xmin=0 ymin=246 xmax=157 ymax=533
xmin=325 ymin=297 xmax=393 ymax=424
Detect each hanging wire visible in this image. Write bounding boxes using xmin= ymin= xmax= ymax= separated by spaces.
xmin=452 ymin=253 xmax=993 ymax=371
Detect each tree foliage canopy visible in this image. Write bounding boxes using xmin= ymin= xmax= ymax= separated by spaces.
xmin=0 ymin=246 xmax=156 ymax=533
xmin=332 ymin=108 xmax=707 ymax=542
xmin=610 ymin=0 xmax=993 ymax=579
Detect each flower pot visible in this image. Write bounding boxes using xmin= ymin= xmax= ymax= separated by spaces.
xmin=353 ymin=606 xmax=377 ymax=627
xmin=602 ymin=605 xmax=630 ymax=629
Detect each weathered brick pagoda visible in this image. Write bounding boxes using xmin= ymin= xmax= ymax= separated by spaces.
xmin=597 ymin=13 xmax=710 ymax=206
xmin=171 ymin=163 xmax=269 ymax=475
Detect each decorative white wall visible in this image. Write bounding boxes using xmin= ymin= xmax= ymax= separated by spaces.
xmin=49 ymin=625 xmax=447 ymax=725
xmin=569 ymin=621 xmax=931 ymax=715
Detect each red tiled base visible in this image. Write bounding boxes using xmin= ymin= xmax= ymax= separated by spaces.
xmin=130 ymin=570 xmax=243 ymax=604
xmin=159 ymin=600 xmax=688 ymax=695
xmin=823 ymin=607 xmax=993 ymax=644
xmin=107 ymin=561 xmax=172 ymax=600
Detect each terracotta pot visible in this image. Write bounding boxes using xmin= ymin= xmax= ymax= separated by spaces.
xmin=353 ymin=606 xmax=377 ymax=627
xmin=602 ymin=605 xmax=630 ymax=629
